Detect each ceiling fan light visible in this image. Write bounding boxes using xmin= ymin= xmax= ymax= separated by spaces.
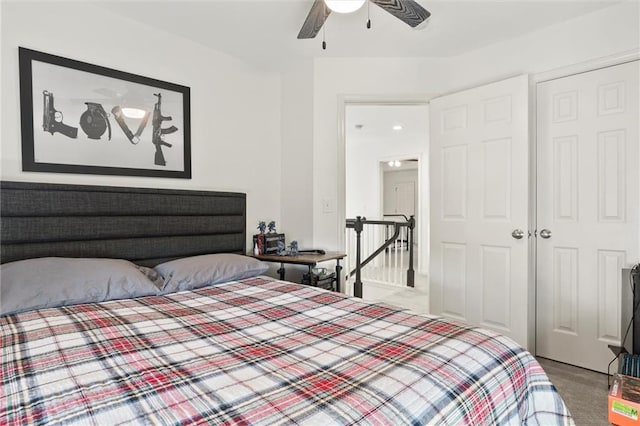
xmin=325 ymin=0 xmax=366 ymax=14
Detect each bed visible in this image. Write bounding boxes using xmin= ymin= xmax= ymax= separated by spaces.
xmin=0 ymin=181 xmax=573 ymax=425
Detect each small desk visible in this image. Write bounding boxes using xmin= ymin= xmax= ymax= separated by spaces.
xmin=251 ymin=252 xmax=346 ymax=292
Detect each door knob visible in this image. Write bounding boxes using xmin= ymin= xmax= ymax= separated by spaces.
xmin=511 ymin=229 xmax=525 ymax=239
xmin=540 ymin=229 xmax=552 ymax=239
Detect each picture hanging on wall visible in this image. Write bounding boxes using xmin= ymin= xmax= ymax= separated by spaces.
xmin=18 ymin=47 xmax=191 ymax=178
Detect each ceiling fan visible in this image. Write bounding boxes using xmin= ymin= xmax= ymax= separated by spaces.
xmin=297 ymin=0 xmax=431 ymax=40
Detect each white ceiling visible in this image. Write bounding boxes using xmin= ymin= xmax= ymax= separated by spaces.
xmin=346 ymin=104 xmax=429 ymax=142
xmin=96 ymin=0 xmax=621 ymax=70
xmin=346 ymin=104 xmax=428 ymax=169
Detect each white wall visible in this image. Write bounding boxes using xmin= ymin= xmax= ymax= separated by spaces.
xmin=276 ymin=59 xmax=315 ymax=282
xmin=0 ymin=1 xmax=282 ymax=251
xmin=444 ymin=1 xmax=640 ymax=93
xmin=280 ymin=59 xmax=314 ymax=248
xmin=312 ymin=1 xmax=640 ymax=252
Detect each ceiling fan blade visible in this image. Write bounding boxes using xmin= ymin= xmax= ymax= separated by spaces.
xmin=297 ymin=0 xmax=331 ymax=39
xmin=371 ymin=0 xmax=431 ymax=28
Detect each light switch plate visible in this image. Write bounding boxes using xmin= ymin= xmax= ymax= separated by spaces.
xmin=322 ymin=198 xmax=335 ymax=213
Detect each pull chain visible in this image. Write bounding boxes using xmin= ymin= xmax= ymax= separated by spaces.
xmin=322 ymin=26 xmax=327 ymax=50
xmin=366 ymin=0 xmax=371 ymax=29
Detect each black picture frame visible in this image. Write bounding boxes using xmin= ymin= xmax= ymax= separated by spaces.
xmin=19 ymin=47 xmax=191 ymax=179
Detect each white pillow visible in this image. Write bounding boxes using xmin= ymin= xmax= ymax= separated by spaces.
xmin=0 ymin=257 xmax=160 ymax=316
xmin=155 ymin=253 xmax=269 ymax=294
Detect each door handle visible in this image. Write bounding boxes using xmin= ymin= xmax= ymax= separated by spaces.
xmin=511 ymin=229 xmax=525 ymax=239
xmin=540 ymin=229 xmax=552 ymax=239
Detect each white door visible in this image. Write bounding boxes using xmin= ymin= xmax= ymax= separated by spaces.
xmin=395 ymin=182 xmax=416 ymax=217
xmin=394 ymin=182 xmax=415 ymax=250
xmin=536 ymin=61 xmax=639 ymax=373
xmin=384 ymin=181 xmax=414 ymax=216
xmin=430 ymin=75 xmax=530 ymax=348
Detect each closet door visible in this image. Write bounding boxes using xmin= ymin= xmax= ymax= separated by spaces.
xmin=429 ymin=75 xmax=530 ymax=348
xmin=536 ymin=61 xmax=639 ymax=373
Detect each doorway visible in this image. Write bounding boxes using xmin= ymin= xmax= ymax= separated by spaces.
xmin=382 ymin=159 xmax=418 ymax=252
xmin=343 ymin=103 xmax=429 ymax=310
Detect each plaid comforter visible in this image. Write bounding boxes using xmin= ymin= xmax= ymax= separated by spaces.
xmin=1 ymin=277 xmax=573 ymax=425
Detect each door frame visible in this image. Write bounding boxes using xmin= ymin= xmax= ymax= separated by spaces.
xmin=337 ymin=95 xmax=436 ymax=275
xmin=530 ymin=48 xmax=640 ymax=355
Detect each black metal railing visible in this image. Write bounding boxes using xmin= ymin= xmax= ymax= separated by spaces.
xmin=345 ymin=215 xmax=415 ymax=298
xmin=383 ymin=214 xmax=410 ymax=250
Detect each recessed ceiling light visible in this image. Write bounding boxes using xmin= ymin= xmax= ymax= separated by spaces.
xmin=392 ymin=125 xmax=403 ymax=131
xmin=394 ymin=160 xmax=401 ymax=167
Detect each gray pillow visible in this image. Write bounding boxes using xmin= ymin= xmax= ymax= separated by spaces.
xmin=155 ymin=253 xmax=269 ymax=294
xmin=0 ymin=257 xmax=160 ymax=316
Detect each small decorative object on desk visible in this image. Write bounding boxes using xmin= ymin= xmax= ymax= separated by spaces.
xmin=253 ymin=235 xmax=264 ymax=255
xmin=265 ymin=233 xmax=285 ymax=254
xmin=253 ymin=221 xmax=267 ymax=254
xmin=289 ymin=240 xmax=298 ymax=256
xmin=276 ymin=240 xmax=286 ymax=255
xmin=254 ymin=220 xmax=285 ymax=254
xmin=257 ymin=221 xmax=266 ymax=234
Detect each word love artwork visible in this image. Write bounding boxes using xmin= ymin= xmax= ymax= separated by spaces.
xmin=43 ymin=90 xmax=176 ymax=167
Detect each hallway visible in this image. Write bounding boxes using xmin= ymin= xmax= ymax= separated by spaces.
xmin=348 ymin=248 xmax=430 ymax=314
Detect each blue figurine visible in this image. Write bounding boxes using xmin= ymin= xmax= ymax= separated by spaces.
xmin=289 ymin=240 xmax=298 ymax=256
xmin=267 ymin=221 xmax=276 ymax=234
xmin=257 ymin=221 xmax=266 ymax=234
xmin=276 ymin=240 xmax=286 ymax=255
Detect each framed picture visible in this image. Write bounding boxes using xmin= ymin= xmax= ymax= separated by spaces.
xmin=18 ymin=47 xmax=191 ymax=178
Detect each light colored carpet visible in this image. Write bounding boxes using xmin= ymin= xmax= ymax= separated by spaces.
xmin=537 ymin=357 xmax=610 ymax=426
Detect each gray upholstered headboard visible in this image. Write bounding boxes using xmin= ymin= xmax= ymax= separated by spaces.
xmin=0 ymin=181 xmax=246 ymax=266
